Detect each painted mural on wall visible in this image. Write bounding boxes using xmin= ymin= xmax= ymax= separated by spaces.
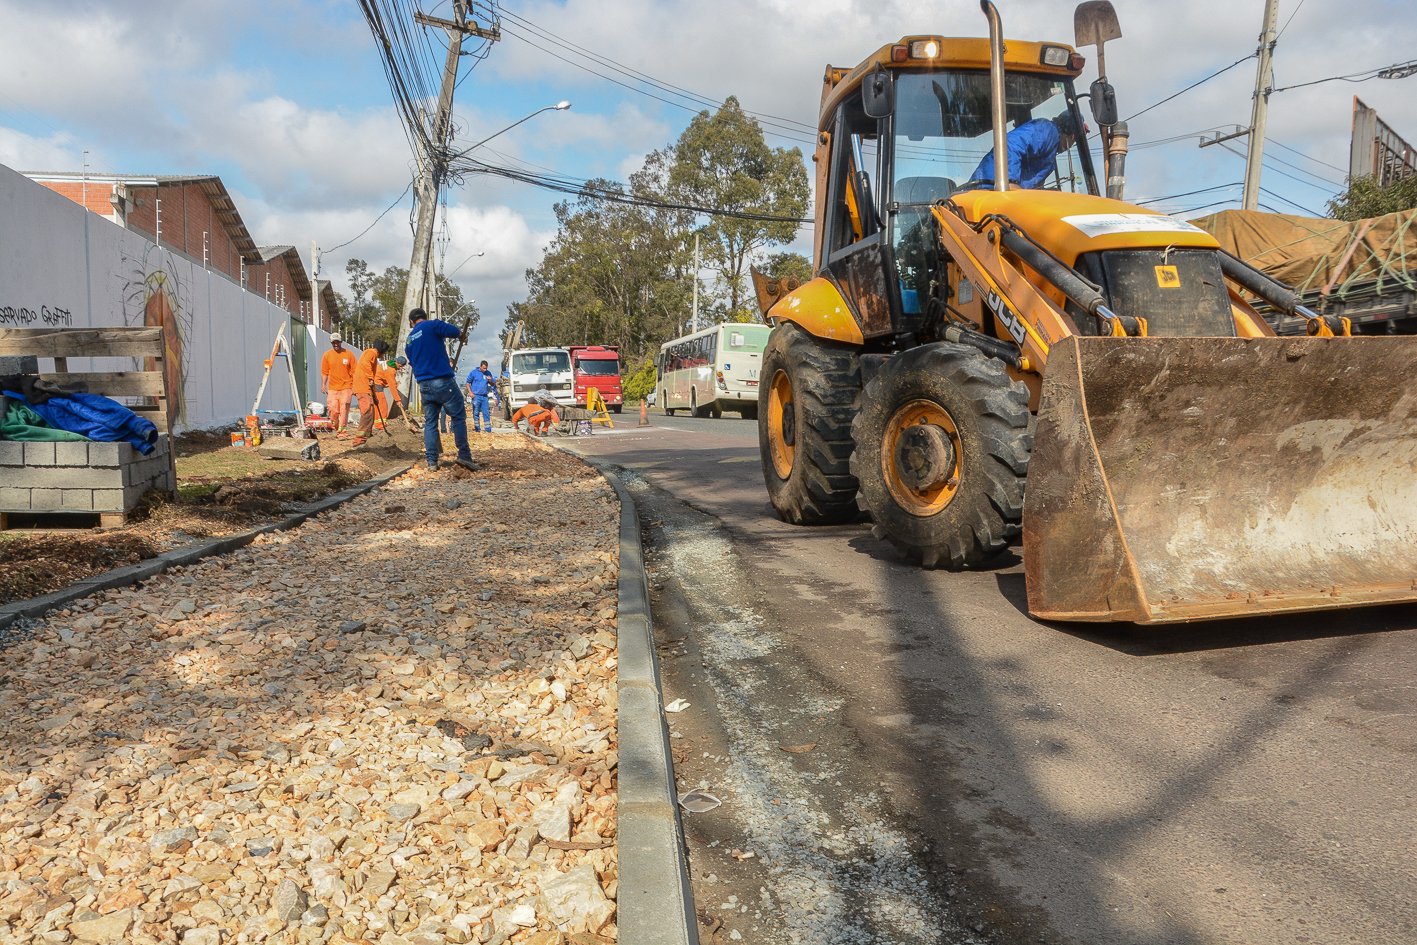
xmin=120 ymin=246 xmax=189 ymax=426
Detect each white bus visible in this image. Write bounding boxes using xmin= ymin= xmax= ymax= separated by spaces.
xmin=655 ymin=323 xmax=772 ymax=419
xmin=501 ymin=347 xmax=573 ymax=417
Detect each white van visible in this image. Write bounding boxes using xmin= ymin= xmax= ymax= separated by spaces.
xmin=501 ymin=347 xmax=573 ymax=416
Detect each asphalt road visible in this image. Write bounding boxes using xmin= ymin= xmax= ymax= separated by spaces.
xmin=563 ymin=413 xmax=1417 ymax=945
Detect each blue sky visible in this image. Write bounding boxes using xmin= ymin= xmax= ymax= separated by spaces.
xmin=2 ymin=0 xmax=1415 ymax=371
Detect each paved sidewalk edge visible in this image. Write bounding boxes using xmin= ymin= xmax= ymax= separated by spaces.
xmin=548 ymin=439 xmax=699 ymax=945
xmin=0 ymin=463 xmax=413 ymax=632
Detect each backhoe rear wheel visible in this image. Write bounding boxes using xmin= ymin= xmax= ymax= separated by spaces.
xmin=759 ymin=323 xmax=861 ymax=524
xmin=851 ymin=343 xmax=1030 ymax=568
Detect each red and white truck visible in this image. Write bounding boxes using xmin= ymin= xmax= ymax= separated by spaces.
xmin=567 ymin=345 xmax=624 ymax=413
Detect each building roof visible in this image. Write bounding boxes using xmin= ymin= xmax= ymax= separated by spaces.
xmin=315 ymin=279 xmax=344 ymax=322
xmin=24 ymin=171 xmax=261 ymax=262
xmin=254 ymin=245 xmax=313 ymax=306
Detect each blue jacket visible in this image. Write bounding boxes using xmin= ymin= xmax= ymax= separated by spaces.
xmin=969 ymin=119 xmax=1062 ymax=189
xmin=405 ymin=319 xmax=460 ymax=382
xmin=2 ymin=390 xmax=159 ymax=454
xmin=466 ymin=368 xmax=494 ymax=397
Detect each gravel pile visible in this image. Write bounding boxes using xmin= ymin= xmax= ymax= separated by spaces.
xmin=0 ymin=438 xmax=621 ymax=945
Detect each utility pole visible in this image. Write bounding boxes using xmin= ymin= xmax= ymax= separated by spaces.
xmin=1242 ymin=0 xmax=1280 ymax=210
xmin=691 ymin=233 xmax=700 ymax=334
xmin=395 ymin=2 xmax=499 ymax=391
xmin=311 ymin=240 xmax=321 ymax=331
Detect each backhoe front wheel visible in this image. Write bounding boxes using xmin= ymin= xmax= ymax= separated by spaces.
xmin=759 ymin=323 xmax=861 ymax=524
xmin=851 ymin=343 xmax=1030 ymax=568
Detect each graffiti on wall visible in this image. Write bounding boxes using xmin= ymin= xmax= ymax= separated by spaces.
xmin=0 ymin=304 xmax=74 ymax=327
xmin=120 ymin=245 xmax=190 ymax=426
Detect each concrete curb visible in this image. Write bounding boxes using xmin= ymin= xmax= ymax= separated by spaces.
xmin=0 ymin=463 xmax=413 ymax=632
xmin=547 ymin=439 xmax=699 ymax=945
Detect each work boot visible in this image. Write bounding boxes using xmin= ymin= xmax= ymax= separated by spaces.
xmin=352 ymin=437 xmax=368 ymax=447
xmin=426 ymin=460 xmax=439 ymax=471
xmin=455 ymin=456 xmax=479 ymax=473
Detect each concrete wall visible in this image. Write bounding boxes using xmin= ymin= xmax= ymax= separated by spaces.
xmin=0 ymin=164 xmax=329 ymax=432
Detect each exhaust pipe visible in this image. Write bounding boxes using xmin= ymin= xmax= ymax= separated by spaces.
xmin=1106 ymin=120 xmax=1129 ymax=199
xmin=981 ymin=1 xmax=1008 ymax=191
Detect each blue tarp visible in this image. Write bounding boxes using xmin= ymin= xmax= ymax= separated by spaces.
xmin=1 ymin=390 xmax=159 ymax=454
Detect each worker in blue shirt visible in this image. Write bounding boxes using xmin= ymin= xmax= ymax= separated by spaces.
xmin=967 ymin=112 xmax=1078 ymax=190
xmin=465 ymin=360 xmax=496 ymax=433
xmin=404 ymin=308 xmax=477 ymax=472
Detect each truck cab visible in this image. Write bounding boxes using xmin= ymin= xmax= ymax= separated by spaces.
xmin=568 ymin=345 xmax=624 ymax=413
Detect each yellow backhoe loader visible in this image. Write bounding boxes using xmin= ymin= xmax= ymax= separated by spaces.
xmin=752 ymin=1 xmax=1417 ymax=624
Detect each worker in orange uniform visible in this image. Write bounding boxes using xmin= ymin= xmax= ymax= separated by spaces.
xmin=320 ymin=332 xmax=358 ymax=436
xmin=351 ymin=341 xmax=418 ymax=445
xmin=375 ymin=355 xmax=406 ymax=429
xmin=511 ymin=401 xmax=559 ymax=436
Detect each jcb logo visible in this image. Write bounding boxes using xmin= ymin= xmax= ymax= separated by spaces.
xmin=1155 ymin=265 xmax=1181 ymax=288
xmin=984 ymin=290 xmax=1028 ymax=346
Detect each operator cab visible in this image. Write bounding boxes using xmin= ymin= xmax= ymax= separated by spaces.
xmin=819 ymin=38 xmax=1098 ymax=339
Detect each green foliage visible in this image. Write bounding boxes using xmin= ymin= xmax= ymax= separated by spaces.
xmin=1327 ymin=174 xmax=1417 ymax=221
xmin=669 ymin=98 xmax=810 ymax=321
xmin=340 ymin=259 xmax=474 ymax=348
xmin=622 ymin=357 xmax=657 ymax=401
xmin=506 ymin=97 xmax=809 ymax=357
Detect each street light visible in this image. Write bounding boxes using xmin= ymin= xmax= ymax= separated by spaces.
xmin=446 ymin=101 xmax=570 ymax=163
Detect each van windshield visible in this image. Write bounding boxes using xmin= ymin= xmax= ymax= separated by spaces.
xmin=512 ymin=351 xmax=570 ymax=374
xmin=577 ymin=359 xmax=621 ymax=376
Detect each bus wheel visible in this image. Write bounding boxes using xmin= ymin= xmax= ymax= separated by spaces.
xmin=661 ymin=391 xmax=675 ymax=417
xmin=759 ymin=323 xmax=861 ymax=524
xmin=691 ymin=391 xmax=713 ymax=419
xmin=740 ymin=405 xmax=759 ymax=420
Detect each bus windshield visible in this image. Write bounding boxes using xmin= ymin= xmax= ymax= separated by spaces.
xmin=725 ymin=327 xmax=769 ymax=352
xmin=512 ymin=351 xmax=570 ymax=374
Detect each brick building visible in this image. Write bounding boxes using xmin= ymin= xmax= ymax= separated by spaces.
xmin=26 ymin=173 xmax=257 ymax=284
xmin=23 ymin=172 xmax=339 ymax=329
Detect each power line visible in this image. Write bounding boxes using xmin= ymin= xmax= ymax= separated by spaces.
xmin=325 ymin=179 xmax=416 ymax=253
xmin=1120 ymin=53 xmax=1256 ymax=125
xmin=1268 ymin=138 xmax=1349 ymax=176
xmin=1274 ymin=0 xmax=1307 ymax=40
xmin=453 ymin=156 xmax=814 ymax=227
xmin=1272 ymin=59 xmax=1417 ymax=93
xmin=1136 ymin=182 xmax=1243 ymax=206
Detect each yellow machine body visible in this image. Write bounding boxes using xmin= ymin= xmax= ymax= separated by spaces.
xmin=756 ymin=21 xmax=1417 ymax=624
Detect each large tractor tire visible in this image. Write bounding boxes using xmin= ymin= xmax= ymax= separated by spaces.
xmin=851 ymin=343 xmax=1030 ymax=568
xmin=759 ymin=323 xmax=861 ymax=524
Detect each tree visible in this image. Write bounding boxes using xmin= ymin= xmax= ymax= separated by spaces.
xmin=1328 ymin=174 xmax=1417 ymax=221
xmin=338 ymin=259 xmax=474 ymax=348
xmin=506 ymin=161 xmax=694 ymax=361
xmin=668 ymin=98 xmax=809 ymax=321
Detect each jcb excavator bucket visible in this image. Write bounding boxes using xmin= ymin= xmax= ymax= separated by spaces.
xmin=1024 ymin=336 xmax=1417 ymax=624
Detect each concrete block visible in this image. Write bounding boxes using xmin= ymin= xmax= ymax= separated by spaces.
xmin=0 ymin=487 xmax=30 ymax=511
xmin=91 ymin=489 xmax=125 ymax=512
xmin=0 ymin=355 xmax=38 ymax=374
xmin=53 ymin=441 xmax=91 ymax=466
xmin=617 ymin=684 xmax=676 ymax=803
xmin=29 ymin=488 xmax=63 ymax=510
xmin=86 ymin=442 xmax=124 ymax=467
xmin=0 ymin=441 xmax=24 ymax=466
xmin=61 ymin=489 xmax=95 ymax=511
xmin=23 ymin=442 xmax=56 ymax=466
xmin=5 ymin=466 xmax=121 ymax=489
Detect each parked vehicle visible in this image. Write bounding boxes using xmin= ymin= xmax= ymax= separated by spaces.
xmin=501 ymin=347 xmax=573 ymax=418
xmin=656 ymin=323 xmax=771 ymax=418
xmin=568 ymin=345 xmax=624 ymax=413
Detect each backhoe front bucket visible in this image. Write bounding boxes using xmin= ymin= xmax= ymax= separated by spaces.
xmin=1024 ymin=336 xmax=1417 ymax=624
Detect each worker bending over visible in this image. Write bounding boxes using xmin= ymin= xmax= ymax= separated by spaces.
xmin=511 ymin=402 xmax=559 ymax=436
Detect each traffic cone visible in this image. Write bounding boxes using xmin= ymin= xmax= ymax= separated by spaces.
xmin=638 ymin=399 xmax=650 ymax=427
